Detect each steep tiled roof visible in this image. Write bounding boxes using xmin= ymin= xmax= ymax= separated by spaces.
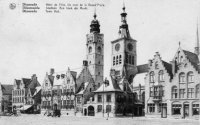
xmin=94 ymin=77 xmax=122 ymax=93
xmin=15 ymin=79 xmax=21 ymax=86
xmin=76 ymin=67 xmax=93 ymax=93
xmin=137 ymin=64 xmax=148 ymax=74
xmin=33 ymin=86 xmax=41 ymax=97
xmin=28 ymin=79 xmax=40 ymax=89
xmin=70 ymin=71 xmax=77 ymax=80
xmin=1 ymin=84 xmax=13 ymax=95
xmin=183 ymin=50 xmax=200 ymax=72
xmin=162 ymin=60 xmax=173 ymax=79
xmin=48 ymin=75 xmax=54 ymax=86
xmin=22 ymin=78 xmax=31 ymax=88
xmin=30 ymin=88 xmax=36 ymax=96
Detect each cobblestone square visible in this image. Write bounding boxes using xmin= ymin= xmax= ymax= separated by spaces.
xmin=0 ymin=114 xmax=199 ymax=125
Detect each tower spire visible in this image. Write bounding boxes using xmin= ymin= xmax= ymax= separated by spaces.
xmin=119 ymin=2 xmax=130 ymax=38
xmin=94 ymin=7 xmax=97 ymax=19
xmin=90 ymin=8 xmax=100 ymax=33
xmin=195 ymin=19 xmax=200 ymax=55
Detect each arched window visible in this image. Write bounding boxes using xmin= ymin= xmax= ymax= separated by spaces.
xmin=125 ymin=53 xmax=128 ymax=63
xmin=119 ymin=55 xmax=122 ymax=64
xmin=187 ymin=72 xmax=194 ymax=83
xmin=179 ymin=72 xmax=185 ymax=83
xmin=88 ymin=46 xmax=92 ymax=53
xmin=196 ymin=84 xmax=200 ymax=98
xmin=158 ymin=70 xmax=164 ymax=82
xmin=172 ymin=86 xmax=178 ymax=99
xmin=97 ymin=46 xmax=101 ymax=54
xmin=129 ymin=55 xmax=131 ymax=64
xmin=132 ymin=56 xmax=134 ymax=65
xmin=155 ymin=61 xmax=158 ymax=69
xmin=113 ymin=56 xmax=115 ymax=66
xmin=149 ymin=71 xmax=155 ymax=83
xmin=116 ymin=56 xmax=119 ymax=65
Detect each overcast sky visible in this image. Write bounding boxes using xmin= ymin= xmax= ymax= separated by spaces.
xmin=0 ymin=0 xmax=199 ymax=85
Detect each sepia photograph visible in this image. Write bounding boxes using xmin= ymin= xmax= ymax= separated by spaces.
xmin=0 ymin=0 xmax=199 ymax=124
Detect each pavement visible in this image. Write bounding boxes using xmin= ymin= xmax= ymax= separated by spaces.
xmin=0 ymin=114 xmax=199 ymax=125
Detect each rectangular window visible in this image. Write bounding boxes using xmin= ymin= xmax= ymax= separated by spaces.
xmin=172 ymin=104 xmax=181 ymax=115
xmin=106 ymin=94 xmax=111 ymax=102
xmin=172 ymin=88 xmax=178 ymax=99
xmin=63 ymin=100 xmax=66 ymax=105
xmin=22 ymin=97 xmax=24 ymax=103
xmin=71 ymin=100 xmax=74 ymax=105
xmin=147 ymin=103 xmax=155 ymax=113
xmin=98 ymin=95 xmax=102 ymax=102
xmin=192 ymin=104 xmax=199 ymax=115
xmin=187 ymin=88 xmax=194 ymax=98
xmin=97 ymin=105 xmax=102 ymax=112
xmin=67 ymin=100 xmax=70 ymax=105
xmin=179 ymin=89 xmax=185 ymax=98
xmin=154 ymin=87 xmax=158 ymax=97
xmin=150 ymin=87 xmax=153 ymax=97
xmin=77 ymin=97 xmax=81 ymax=104
xmin=106 ymin=105 xmax=111 ymax=113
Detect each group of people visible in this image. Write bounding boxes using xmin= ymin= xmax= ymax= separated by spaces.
xmin=44 ymin=109 xmax=61 ymax=117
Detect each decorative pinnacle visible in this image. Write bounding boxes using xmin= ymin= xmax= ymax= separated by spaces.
xmin=94 ymin=7 xmax=97 ymax=19
xmin=122 ymin=0 xmax=126 ymax=12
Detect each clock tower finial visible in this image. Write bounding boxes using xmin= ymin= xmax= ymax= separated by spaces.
xmin=119 ymin=2 xmax=130 ymax=38
xmin=90 ymin=8 xmax=100 ymax=33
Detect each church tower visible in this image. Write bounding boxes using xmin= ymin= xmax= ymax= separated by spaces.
xmin=86 ymin=12 xmax=104 ymax=89
xmin=110 ymin=5 xmax=138 ymax=83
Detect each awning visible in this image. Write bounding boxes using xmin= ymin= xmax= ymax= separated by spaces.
xmin=19 ymin=105 xmax=33 ymax=111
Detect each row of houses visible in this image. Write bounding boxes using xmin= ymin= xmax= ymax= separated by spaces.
xmin=0 ymin=5 xmax=199 ymax=119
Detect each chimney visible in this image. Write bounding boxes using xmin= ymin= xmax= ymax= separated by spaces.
xmin=31 ymin=74 xmax=37 ymax=80
xmin=50 ymin=68 xmax=55 ymax=75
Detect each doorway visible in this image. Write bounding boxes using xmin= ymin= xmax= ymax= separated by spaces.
xmin=183 ymin=104 xmax=189 ymax=118
xmin=88 ymin=106 xmax=95 ymax=116
xmin=84 ymin=108 xmax=87 ymax=116
xmin=161 ymin=107 xmax=167 ymax=118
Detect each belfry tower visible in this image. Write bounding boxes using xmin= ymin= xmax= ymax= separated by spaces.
xmin=110 ymin=5 xmax=138 ymax=83
xmin=86 ymin=12 xmax=104 ymax=89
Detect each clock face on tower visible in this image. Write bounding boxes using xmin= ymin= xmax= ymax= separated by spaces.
xmin=127 ymin=43 xmax=133 ymax=51
xmin=115 ymin=43 xmax=120 ymax=51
